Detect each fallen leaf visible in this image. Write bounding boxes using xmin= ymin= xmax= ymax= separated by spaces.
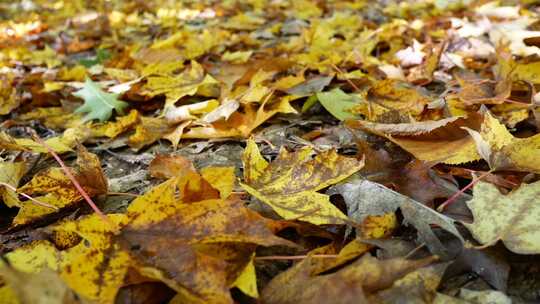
xmin=91 ymin=109 xmax=139 ymax=138
xmin=222 ymin=50 xmax=253 ymax=64
xmin=182 ymin=96 xmax=296 ymax=139
xmin=464 ymin=111 xmax=540 ymax=173
xmin=14 ymin=147 xmax=107 ymax=226
xmin=0 ymin=265 xmax=80 ymax=304
xmin=330 ymin=178 xmax=463 ymax=257
xmin=149 ymin=154 xmax=195 ymax=179
xmin=143 ymin=61 xmax=219 ymax=109
xmin=392 ymin=160 xmax=461 ymax=205
xmin=310 ymin=213 xmax=398 ymax=275
xmin=464 ymin=180 xmax=540 ymax=254
xmin=73 ymin=78 xmax=129 ymax=122
xmin=456 ymin=289 xmax=512 ymax=304
xmin=199 ymin=99 xmax=240 ymax=124
xmin=454 ymin=74 xmax=510 ymax=105
xmin=232 ymin=255 xmax=258 ymax=298
xmin=0 ymin=73 xmax=19 ymax=115
xmin=240 ymin=139 xmax=363 ymax=225
xmin=0 ymin=130 xmax=86 ymax=154
xmin=200 ymin=166 xmax=236 ymax=199
xmin=448 ymin=246 xmax=510 ymax=291
xmin=367 ymin=79 xmax=432 ymax=117
xmin=0 ymin=161 xmax=26 ymax=207
xmin=122 ymin=176 xmax=293 ymax=303
xmin=395 ymin=39 xmax=425 ymax=67
xmin=261 ymin=253 xmax=436 ymax=304
xmin=371 ymin=263 xmax=448 ymax=303
xmin=316 ymin=88 xmax=361 ymax=121
xmin=285 ymin=76 xmax=333 ymax=96
xmin=164 ymin=100 xmax=219 ymax=123
xmin=54 ymin=214 xmax=131 ymax=303
xmin=17 ymin=107 xmax=84 ymax=130
xmin=4 ymin=240 xmax=59 ymax=272
xmin=127 ymin=116 xmax=172 ymax=151
xmin=348 ymin=114 xmax=483 ymax=164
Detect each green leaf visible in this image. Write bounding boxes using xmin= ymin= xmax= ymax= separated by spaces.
xmin=73 ymin=78 xmax=128 ymax=122
xmin=78 ymin=49 xmax=111 ymax=67
xmin=316 ymin=88 xmax=360 ymax=121
xmin=301 ymin=95 xmax=319 ymax=113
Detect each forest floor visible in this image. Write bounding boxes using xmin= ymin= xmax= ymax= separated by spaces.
xmin=1 ymin=1 xmax=540 ymax=303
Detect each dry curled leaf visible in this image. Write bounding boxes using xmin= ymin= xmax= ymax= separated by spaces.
xmin=348 ymin=113 xmax=483 ymax=164
xmin=262 ymin=253 xmax=437 ymax=304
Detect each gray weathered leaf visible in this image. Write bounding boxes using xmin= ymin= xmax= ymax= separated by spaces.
xmin=329 ymin=178 xmax=464 ymax=258
xmin=286 ymin=76 xmax=333 ymax=96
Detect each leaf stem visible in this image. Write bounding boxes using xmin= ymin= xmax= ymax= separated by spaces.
xmin=437 ymin=170 xmax=493 ymax=212
xmin=0 ymin=182 xmax=58 ymax=210
xmin=31 ymin=135 xmax=115 ymax=230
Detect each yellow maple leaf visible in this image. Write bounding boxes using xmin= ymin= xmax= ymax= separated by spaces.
xmin=240 ymin=139 xmax=363 ymax=225
xmin=143 ymin=61 xmax=219 ymax=109
xmin=55 ymin=214 xmax=130 ymax=303
xmin=0 ymin=127 xmax=90 ymax=154
xmin=182 ymin=96 xmax=296 ymax=139
xmin=119 ymin=167 xmax=291 ymax=303
xmin=464 ymin=111 xmax=540 ymax=173
xmin=91 ymin=109 xmax=140 ymax=138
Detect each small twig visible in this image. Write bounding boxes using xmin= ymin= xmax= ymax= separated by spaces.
xmin=0 ymin=182 xmax=58 ymax=210
xmin=288 ymin=207 xmax=322 ymax=221
xmin=255 ymin=254 xmax=339 ymax=261
xmin=331 ymin=63 xmax=372 ymax=118
xmin=404 ymin=243 xmax=426 ymax=259
xmin=230 ymin=191 xmax=247 ymax=195
xmin=437 ymin=170 xmax=493 ymax=212
xmin=31 ymin=134 xmax=115 ymax=230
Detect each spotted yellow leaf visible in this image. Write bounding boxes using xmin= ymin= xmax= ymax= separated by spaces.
xmin=464 ymin=180 xmax=540 ymax=254
xmin=240 ymin=139 xmax=363 ymax=225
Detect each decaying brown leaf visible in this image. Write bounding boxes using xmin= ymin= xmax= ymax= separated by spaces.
xmin=347 ymin=114 xmax=483 ymax=164
xmin=262 ymin=252 xmax=438 ymax=304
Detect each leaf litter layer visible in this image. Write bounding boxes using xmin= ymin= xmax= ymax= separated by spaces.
xmin=1 ymin=0 xmax=540 ymax=303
